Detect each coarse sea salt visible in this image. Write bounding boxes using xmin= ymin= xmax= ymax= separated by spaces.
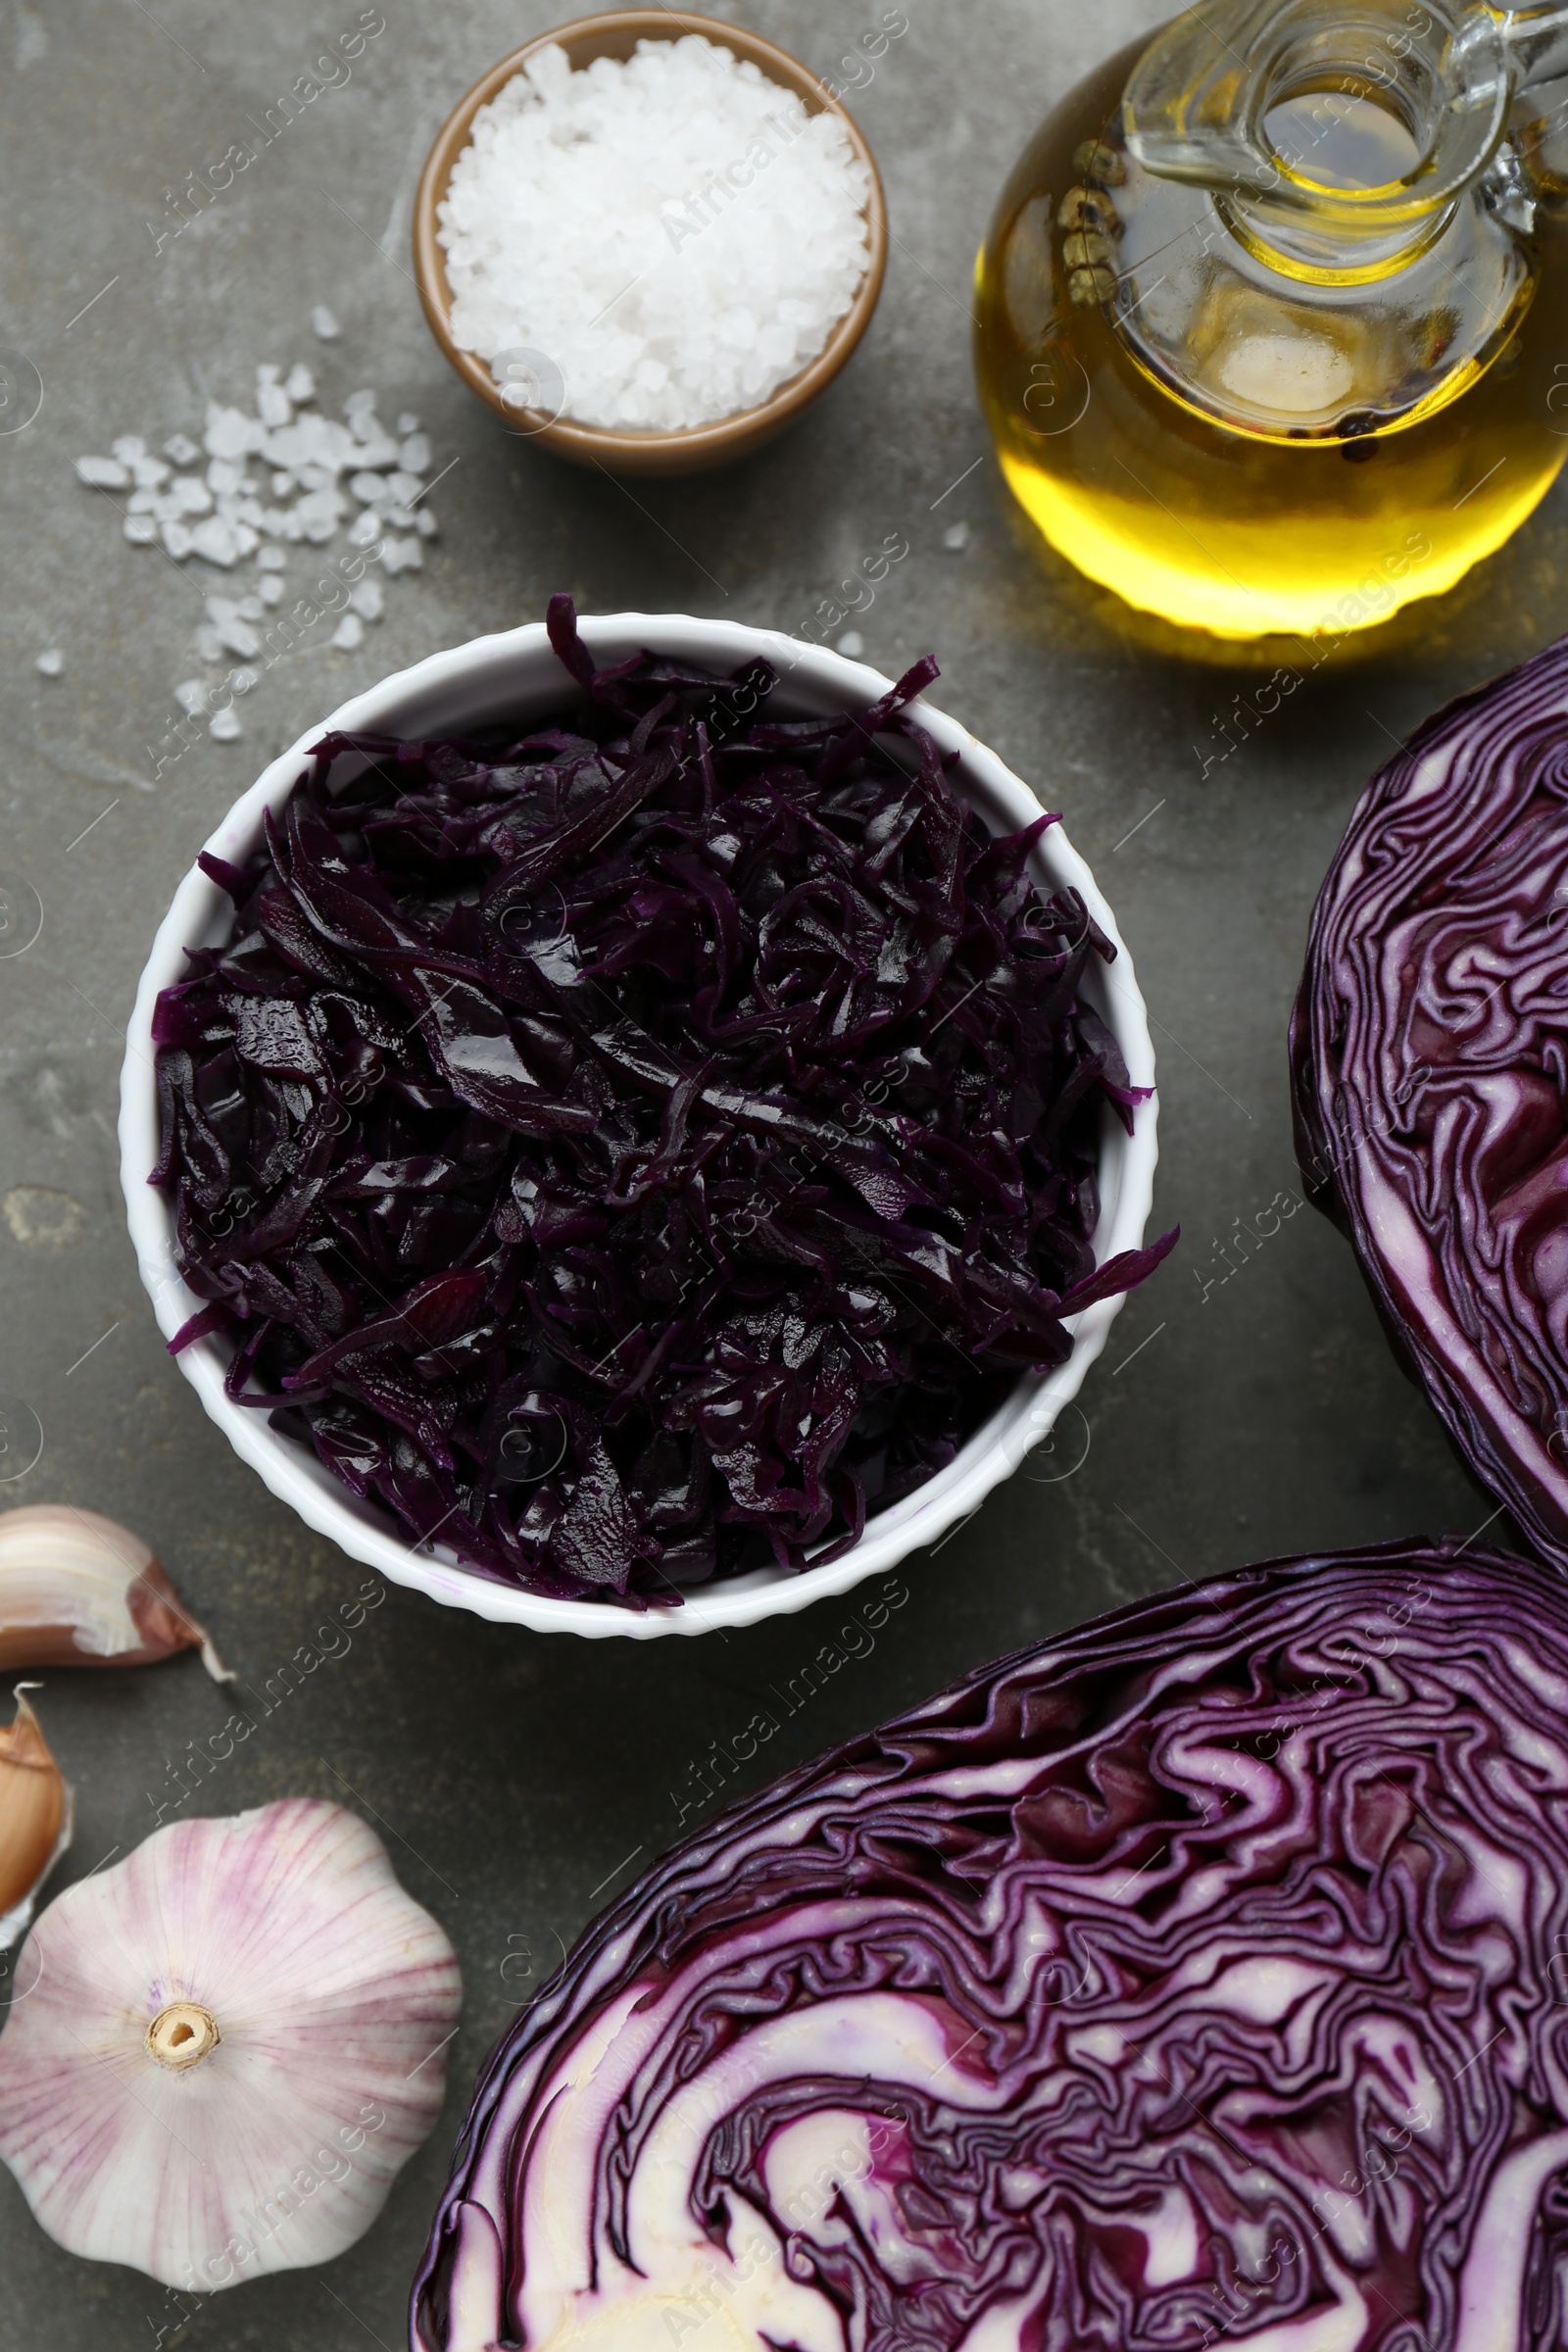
xmin=437 ymin=34 xmax=872 ymax=433
xmin=71 ymin=324 xmax=447 ymax=746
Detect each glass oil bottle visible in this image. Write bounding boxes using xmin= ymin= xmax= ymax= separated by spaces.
xmin=974 ymin=0 xmax=1568 ymax=639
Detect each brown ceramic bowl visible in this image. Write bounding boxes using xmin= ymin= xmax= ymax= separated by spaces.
xmin=412 ymin=10 xmax=888 ymax=477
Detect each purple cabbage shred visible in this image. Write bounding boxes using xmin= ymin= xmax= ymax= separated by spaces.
xmin=151 ymin=597 xmax=1172 ymax=1604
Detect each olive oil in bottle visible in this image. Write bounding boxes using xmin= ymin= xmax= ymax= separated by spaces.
xmin=974 ymin=8 xmax=1568 ymax=640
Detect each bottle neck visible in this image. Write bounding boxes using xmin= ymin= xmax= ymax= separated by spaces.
xmin=1091 ymin=115 xmax=1533 ymax=445
xmin=1216 ymin=183 xmax=1461 ymax=290
xmin=1123 ymin=0 xmax=1515 ymax=262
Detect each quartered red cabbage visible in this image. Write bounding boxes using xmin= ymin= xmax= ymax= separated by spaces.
xmin=413 ymin=1539 xmax=1568 ymax=2352
xmin=151 ymin=599 xmax=1170 ymax=1604
xmin=1292 ymin=633 xmax=1568 ymax=1571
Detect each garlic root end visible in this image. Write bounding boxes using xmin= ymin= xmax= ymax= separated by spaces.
xmin=146 ymin=2001 xmax=221 ymax=2070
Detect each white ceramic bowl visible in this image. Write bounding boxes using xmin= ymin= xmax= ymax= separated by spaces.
xmin=120 ymin=616 xmax=1159 ymax=1640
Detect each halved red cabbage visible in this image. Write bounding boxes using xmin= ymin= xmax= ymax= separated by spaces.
xmin=151 ymin=600 xmax=1171 ymax=1604
xmin=413 ymin=1539 xmax=1568 ymax=2352
xmin=1292 ymin=633 xmax=1568 ymax=1569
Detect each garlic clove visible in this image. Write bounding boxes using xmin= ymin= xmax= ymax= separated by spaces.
xmin=0 ymin=1688 xmax=73 ymax=1948
xmin=0 ymin=1796 xmax=462 ymax=2289
xmin=0 ymin=1504 xmax=234 ymax=1681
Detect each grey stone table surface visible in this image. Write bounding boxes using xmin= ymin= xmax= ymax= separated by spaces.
xmin=1 ymin=0 xmax=1565 ymax=2345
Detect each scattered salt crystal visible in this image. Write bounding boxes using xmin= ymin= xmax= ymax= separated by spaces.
xmin=73 ymin=343 xmax=447 ymax=682
xmin=294 ymin=486 xmax=346 ymax=541
xmin=208 ymin=607 xmax=261 ymax=657
xmin=836 ymin=630 xmax=865 ymax=658
xmin=437 ymin=35 xmax=872 ymax=430
xmin=262 ymin=422 xmax=314 ymax=474
xmin=311 ymin=306 xmax=341 ymax=340
xmin=314 ymin=418 xmax=365 ymax=470
xmin=943 ymin=521 xmax=970 ymax=552
xmin=204 ymin=402 xmax=268 ymax=461
xmin=190 ymin=515 xmax=246 ymax=566
xmin=209 ymin=707 xmax=242 ymax=741
xmin=348 ymin=424 xmax=400 ymax=468
xmin=34 ymin=649 xmax=63 ymax=677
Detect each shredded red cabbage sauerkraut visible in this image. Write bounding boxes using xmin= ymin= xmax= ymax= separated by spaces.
xmin=152 ymin=600 xmax=1169 ymax=1603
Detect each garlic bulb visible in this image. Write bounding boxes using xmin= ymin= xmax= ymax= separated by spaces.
xmin=0 ymin=1797 xmax=461 ymax=2288
xmin=0 ymin=1504 xmax=232 ymax=1680
xmin=0 ymin=1687 xmax=72 ymax=1949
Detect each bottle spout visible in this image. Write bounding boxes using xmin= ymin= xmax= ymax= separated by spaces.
xmin=1123 ymin=0 xmax=1515 ymax=228
xmin=1123 ymin=0 xmax=1306 ymax=196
